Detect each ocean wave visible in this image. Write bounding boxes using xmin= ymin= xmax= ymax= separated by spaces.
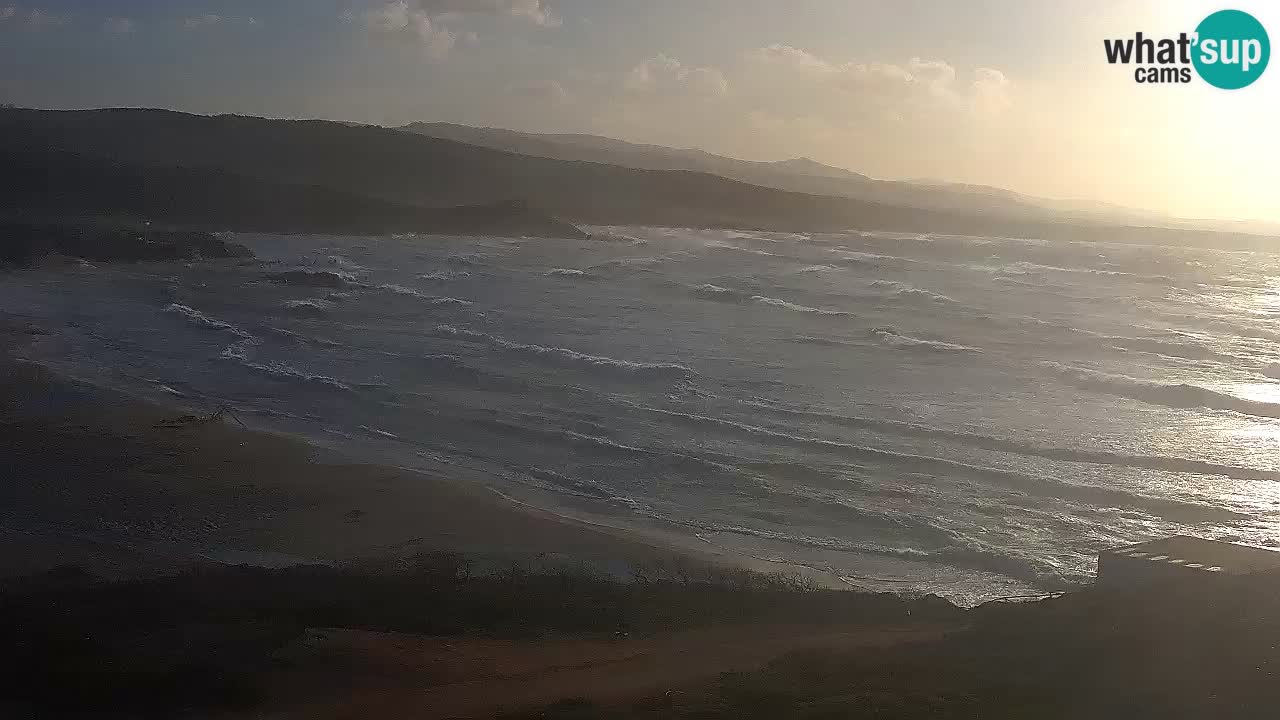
xmin=370 ymin=283 xmax=472 ymax=305
xmin=789 ymin=335 xmax=853 ymax=347
xmin=873 ymin=327 xmax=982 ymax=353
xmin=705 ymin=240 xmax=778 ymax=257
xmin=748 ymin=402 xmax=1280 ymax=485
xmin=446 ymin=254 xmax=485 ymax=266
xmin=869 ymin=280 xmax=957 ymax=304
xmin=1045 ymin=362 xmax=1280 ymax=419
xmin=1101 ymin=333 xmax=1235 ymax=364
xmin=702 ymin=521 xmax=1076 ymax=587
xmin=324 ymin=255 xmax=366 ymax=272
xmin=591 ymin=252 xmax=690 ymax=271
xmin=633 ymin=405 xmax=1244 ymax=523
xmin=359 ymin=425 xmax=399 ymax=439
xmin=1013 ymin=319 xmax=1234 ymax=364
xmin=219 ymin=343 xmax=352 ymax=391
xmin=418 ymin=353 xmax=496 ymax=386
xmin=282 ymin=299 xmax=333 ymax=318
xmin=523 ymin=467 xmax=614 ymax=500
xmin=750 ymin=295 xmax=852 ymax=316
xmin=588 ymin=231 xmax=645 ymax=244
xmin=265 ymin=270 xmax=352 ymax=288
xmin=831 ymin=249 xmax=918 ymax=268
xmin=1004 ymin=261 xmax=1177 ymax=285
xmin=795 ymin=264 xmax=841 ymax=273
xmin=693 ymin=284 xmax=748 ymax=302
xmin=884 ymin=535 xmax=1081 ymax=587
xmin=164 ymin=303 xmax=256 ymax=342
xmin=416 ymin=270 xmax=471 ymax=282
xmin=546 ymin=268 xmax=588 ymax=277
xmin=431 ymin=325 xmax=693 ymax=379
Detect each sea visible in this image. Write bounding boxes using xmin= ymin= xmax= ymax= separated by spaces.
xmin=6 ymin=225 xmax=1280 ymax=605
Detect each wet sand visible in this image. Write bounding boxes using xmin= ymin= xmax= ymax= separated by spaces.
xmin=0 ymin=350 xmax=743 ymax=580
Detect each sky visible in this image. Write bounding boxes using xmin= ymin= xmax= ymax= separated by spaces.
xmin=2 ymin=0 xmax=1279 ymax=223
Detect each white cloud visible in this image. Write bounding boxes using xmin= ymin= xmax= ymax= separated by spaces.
xmin=625 ymin=54 xmax=728 ymax=98
xmin=365 ymin=1 xmax=456 ymax=59
xmin=744 ymin=44 xmax=1009 ymax=121
xmin=417 ymin=0 xmax=559 ymax=27
xmin=356 ymin=0 xmax=561 ymax=58
xmin=103 ymin=17 xmax=135 ymax=34
xmin=971 ymin=67 xmax=1012 ymax=115
xmin=184 ymin=14 xmax=222 ymax=29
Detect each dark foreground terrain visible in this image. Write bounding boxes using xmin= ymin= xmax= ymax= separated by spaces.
xmin=4 ymin=552 xmax=1280 ymax=719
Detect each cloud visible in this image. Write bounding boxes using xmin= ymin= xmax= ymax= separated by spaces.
xmin=416 ymin=0 xmax=559 ymax=27
xmin=355 ymin=0 xmax=560 ymax=58
xmin=365 ymin=1 xmax=456 ymax=59
xmin=625 ymin=54 xmax=728 ymax=98
xmin=971 ymin=67 xmax=1012 ymax=115
xmin=743 ymin=44 xmax=1009 ymax=121
xmin=184 ymin=14 xmax=221 ymax=29
xmin=103 ymin=17 xmax=135 ymax=34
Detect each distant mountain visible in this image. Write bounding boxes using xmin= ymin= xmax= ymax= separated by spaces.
xmin=1 ymin=108 xmax=1274 ymax=250
xmin=396 ymin=122 xmax=1139 ymax=221
xmin=769 ymin=156 xmax=869 ymax=181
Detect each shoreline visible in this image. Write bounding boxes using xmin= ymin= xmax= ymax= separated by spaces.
xmin=0 ymin=324 xmax=844 ymax=586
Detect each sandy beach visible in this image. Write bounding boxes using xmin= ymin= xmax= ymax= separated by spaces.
xmin=0 ymin=323 xmax=755 ymax=583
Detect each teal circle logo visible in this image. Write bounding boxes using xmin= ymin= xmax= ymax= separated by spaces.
xmin=1193 ymin=9 xmax=1270 ymax=89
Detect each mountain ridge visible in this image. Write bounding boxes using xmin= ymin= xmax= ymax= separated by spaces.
xmin=1 ymin=107 xmax=1277 ymax=249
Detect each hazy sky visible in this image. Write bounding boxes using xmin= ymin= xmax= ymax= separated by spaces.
xmin=3 ymin=0 xmax=1278 ymax=223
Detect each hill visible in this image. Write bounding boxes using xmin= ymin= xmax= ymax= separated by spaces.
xmin=0 ymin=144 xmax=585 ymax=239
xmin=397 ymin=121 xmax=1141 ymax=221
xmin=1 ymin=108 xmax=1276 ymax=249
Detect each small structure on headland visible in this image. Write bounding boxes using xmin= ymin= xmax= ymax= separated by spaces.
xmin=1097 ymin=535 xmax=1280 ymax=588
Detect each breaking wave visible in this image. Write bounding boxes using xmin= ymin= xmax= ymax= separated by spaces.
xmin=750 ymin=295 xmax=852 ymax=316
xmin=282 ymin=299 xmax=332 ymax=318
xmin=431 ymin=325 xmax=693 ymax=379
xmin=749 ymin=402 xmax=1280 ymax=485
xmin=705 ymin=240 xmax=779 ymax=257
xmin=693 ymin=284 xmax=748 ymax=302
xmin=1046 ymin=362 xmax=1280 ymax=419
xmin=694 ymin=285 xmax=853 ymax=315
xmin=870 ymin=280 xmax=957 ymax=304
xmin=164 ymin=303 xmax=256 ymax=342
xmin=631 ymin=404 xmax=1243 ymax=525
xmin=789 ymin=335 xmax=853 ymax=347
xmin=417 ymin=270 xmax=471 ymax=282
xmin=370 ymin=283 xmax=472 ymax=305
xmin=873 ymin=327 xmax=982 ymax=353
xmin=219 ymin=343 xmax=352 ymax=391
